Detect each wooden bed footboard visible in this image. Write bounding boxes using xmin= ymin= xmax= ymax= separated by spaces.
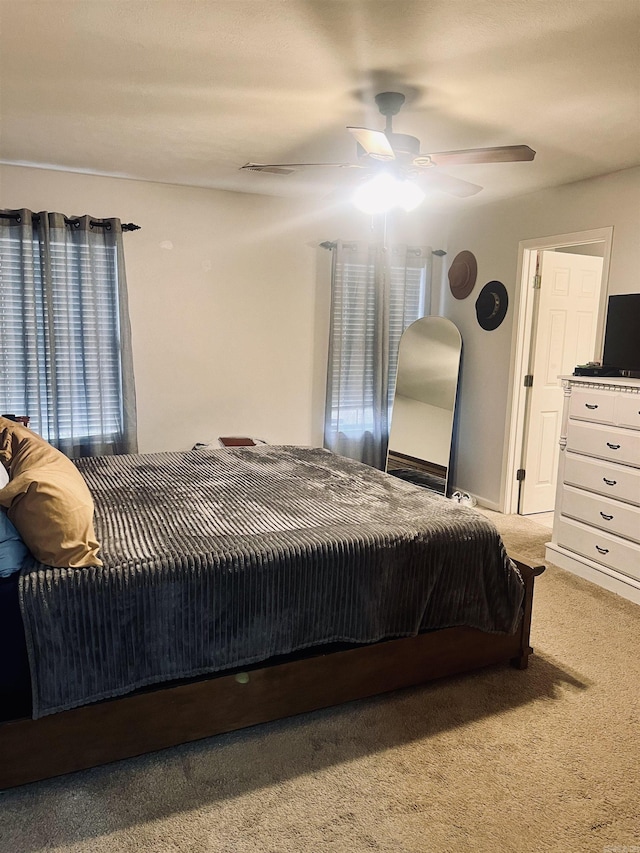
xmin=510 ymin=557 xmax=546 ymax=669
xmin=0 ymin=559 xmax=544 ymax=790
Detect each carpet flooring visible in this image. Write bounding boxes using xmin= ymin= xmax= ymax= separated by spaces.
xmin=1 ymin=511 xmax=638 ymax=853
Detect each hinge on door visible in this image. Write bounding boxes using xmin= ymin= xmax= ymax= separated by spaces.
xmin=516 ymin=469 xmax=526 ymax=481
xmin=533 ymin=274 xmax=541 ymax=289
xmin=524 ymin=374 xmax=534 ymax=387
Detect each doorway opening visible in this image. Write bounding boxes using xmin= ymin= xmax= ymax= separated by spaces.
xmin=502 ymin=227 xmax=614 ymax=517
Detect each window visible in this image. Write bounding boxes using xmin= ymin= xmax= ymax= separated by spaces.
xmin=324 ymin=241 xmax=431 ymax=469
xmin=0 ymin=211 xmax=137 ymax=456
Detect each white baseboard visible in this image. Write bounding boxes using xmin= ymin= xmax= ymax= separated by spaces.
xmin=474 ymin=496 xmax=501 ymax=512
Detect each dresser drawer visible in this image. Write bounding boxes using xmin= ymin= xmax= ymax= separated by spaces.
xmin=566 ymin=421 xmax=640 ymax=467
xmin=560 ymin=485 xmax=640 ymax=543
xmin=569 ymin=388 xmax=616 ymax=424
xmin=615 ymin=392 xmax=640 ymax=430
xmin=555 ymin=518 xmax=640 ymax=582
xmin=563 ymin=452 xmax=640 ymax=506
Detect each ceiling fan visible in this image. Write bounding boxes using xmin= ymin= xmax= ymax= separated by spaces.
xmin=241 ymin=91 xmax=535 ymax=200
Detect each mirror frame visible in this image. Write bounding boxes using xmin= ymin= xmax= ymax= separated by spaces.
xmin=386 ymin=316 xmax=462 ymax=495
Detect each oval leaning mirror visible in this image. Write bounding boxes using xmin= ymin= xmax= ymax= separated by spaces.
xmin=386 ymin=316 xmax=462 ymax=495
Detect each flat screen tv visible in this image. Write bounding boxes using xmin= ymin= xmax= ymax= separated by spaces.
xmin=602 ymin=294 xmax=640 ymax=376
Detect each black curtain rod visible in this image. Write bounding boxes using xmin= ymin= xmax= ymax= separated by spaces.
xmin=319 ymin=241 xmax=446 ymax=256
xmin=0 ymin=211 xmax=140 ymax=231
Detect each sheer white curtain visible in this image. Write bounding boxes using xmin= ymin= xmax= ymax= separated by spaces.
xmin=324 ymin=240 xmax=431 ymax=469
xmin=0 ymin=209 xmax=137 ymax=457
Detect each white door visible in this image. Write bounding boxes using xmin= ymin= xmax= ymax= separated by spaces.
xmin=520 ymin=250 xmax=603 ymax=514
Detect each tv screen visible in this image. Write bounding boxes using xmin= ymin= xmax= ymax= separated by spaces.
xmin=602 ymin=294 xmax=640 ymax=373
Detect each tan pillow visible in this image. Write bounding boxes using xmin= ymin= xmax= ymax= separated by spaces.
xmin=0 ymin=417 xmax=102 ymax=568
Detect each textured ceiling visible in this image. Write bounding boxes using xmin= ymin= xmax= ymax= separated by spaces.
xmin=1 ymin=0 xmax=639 ymax=209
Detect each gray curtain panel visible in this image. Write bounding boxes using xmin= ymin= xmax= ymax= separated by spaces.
xmin=324 ymin=240 xmax=431 ymax=469
xmin=0 ymin=209 xmax=137 ymax=456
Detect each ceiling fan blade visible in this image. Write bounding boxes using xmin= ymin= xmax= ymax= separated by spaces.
xmin=346 ymin=127 xmax=396 ymax=161
xmin=418 ymin=170 xmax=483 ymax=198
xmin=419 ymin=145 xmax=536 ymax=167
xmin=241 ymin=162 xmax=359 ymax=174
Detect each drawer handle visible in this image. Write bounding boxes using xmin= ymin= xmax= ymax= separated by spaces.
xmin=585 ymin=403 xmax=599 ymax=410
xmin=599 ymin=512 xmax=614 ymax=521
xmin=603 ymin=478 xmax=617 ymax=486
xmin=606 ymin=442 xmax=621 ymax=450
xmin=595 ymin=545 xmax=609 ymax=555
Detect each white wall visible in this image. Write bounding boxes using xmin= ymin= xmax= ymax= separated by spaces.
xmin=0 ymin=164 xmax=449 ymax=453
xmin=1 ymin=165 xmax=326 ymax=452
xmin=11 ymin=160 xmax=633 ymax=508
xmin=440 ymin=166 xmax=640 ymax=508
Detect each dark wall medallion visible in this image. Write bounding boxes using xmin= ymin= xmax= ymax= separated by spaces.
xmin=475 ymin=281 xmax=509 ymax=331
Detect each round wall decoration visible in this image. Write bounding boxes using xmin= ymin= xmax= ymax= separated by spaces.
xmin=475 ymin=281 xmax=509 ymax=331
xmin=448 ymin=250 xmax=477 ymax=300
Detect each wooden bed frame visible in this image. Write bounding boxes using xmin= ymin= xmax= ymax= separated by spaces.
xmin=0 ymin=557 xmax=544 ymax=789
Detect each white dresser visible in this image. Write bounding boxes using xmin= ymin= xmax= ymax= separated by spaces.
xmin=545 ymin=376 xmax=640 ymax=604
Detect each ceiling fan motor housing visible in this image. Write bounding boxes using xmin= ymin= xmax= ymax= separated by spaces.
xmin=372 ymin=93 xmax=424 ymax=165
xmin=375 ymin=91 xmax=406 ymax=116
xmin=385 ymin=132 xmax=420 ymax=160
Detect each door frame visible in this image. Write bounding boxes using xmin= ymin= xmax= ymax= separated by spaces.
xmin=501 ymin=227 xmax=614 ymax=514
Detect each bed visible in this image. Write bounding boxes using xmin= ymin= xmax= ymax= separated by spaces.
xmin=0 ymin=433 xmax=544 ymax=789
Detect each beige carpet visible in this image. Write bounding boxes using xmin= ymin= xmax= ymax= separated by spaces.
xmin=1 ymin=512 xmax=639 ymax=853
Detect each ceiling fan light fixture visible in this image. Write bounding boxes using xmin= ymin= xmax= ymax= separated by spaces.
xmin=352 ymin=173 xmax=425 ymax=214
xmin=352 ymin=172 xmax=397 ymax=214
xmin=397 ymin=178 xmax=425 ymax=211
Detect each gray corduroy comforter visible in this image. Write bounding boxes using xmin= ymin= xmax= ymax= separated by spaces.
xmin=19 ymin=446 xmax=524 ymax=718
